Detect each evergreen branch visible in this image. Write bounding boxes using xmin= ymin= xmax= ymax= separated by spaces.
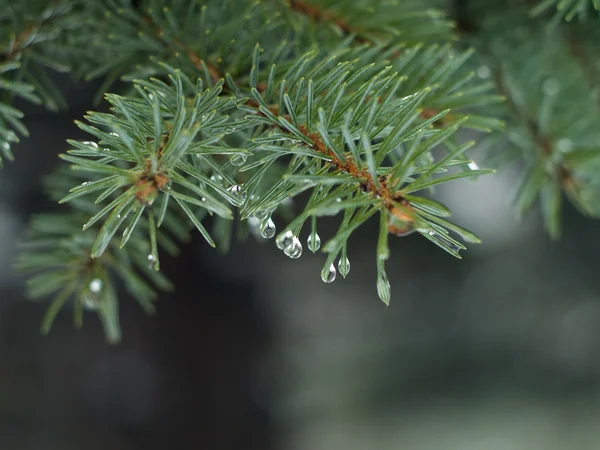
xmin=288 ymin=0 xmax=370 ymax=43
xmin=531 ymin=0 xmax=599 ymax=23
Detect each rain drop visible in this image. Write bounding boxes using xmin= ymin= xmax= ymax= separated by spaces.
xmin=82 ymin=141 xmax=98 ymax=148
xmin=284 ymin=237 xmax=302 ymax=259
xmin=276 ymin=230 xmax=294 ymax=250
xmin=321 ymin=263 xmax=336 ymax=283
xmin=307 ymin=233 xmax=321 ymax=253
xmin=230 ymin=153 xmax=247 ymax=167
xmin=338 ymin=256 xmax=350 ymax=278
xmin=260 ymin=218 xmax=276 ymax=239
xmin=210 ymin=174 xmax=224 ymax=187
xmin=468 ymin=161 xmax=480 ymax=171
xmin=2 ymin=142 xmax=9 ymax=151
xmin=109 ymin=132 xmax=120 ymax=137
xmin=89 ymin=278 xmax=103 ymax=293
xmin=147 ymin=253 xmax=158 ymax=270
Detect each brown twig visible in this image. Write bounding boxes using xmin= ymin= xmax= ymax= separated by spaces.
xmin=5 ymin=26 xmax=36 ymax=60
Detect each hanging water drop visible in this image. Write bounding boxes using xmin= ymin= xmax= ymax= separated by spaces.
xmin=321 ymin=263 xmax=336 ymax=283
xmin=147 ymin=253 xmax=158 ymax=270
xmin=468 ymin=161 xmax=480 ymax=171
xmin=284 ymin=237 xmax=303 ymax=259
xmin=2 ymin=142 xmax=10 ymax=151
xmin=260 ymin=218 xmax=276 ymax=239
xmin=229 ymin=153 xmax=247 ymax=167
xmin=307 ymin=233 xmax=321 ymax=253
xmin=89 ymin=278 xmax=103 ymax=293
xmin=338 ymin=256 xmax=350 ymax=278
xmin=276 ymin=230 xmax=294 ymax=250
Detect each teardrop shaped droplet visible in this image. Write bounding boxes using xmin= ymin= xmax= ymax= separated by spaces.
xmin=276 ymin=230 xmax=294 ymax=250
xmin=284 ymin=237 xmax=302 ymax=259
xmin=321 ymin=263 xmax=336 ymax=283
xmin=229 ymin=153 xmax=247 ymax=167
xmin=338 ymin=256 xmax=350 ymax=278
xmin=307 ymin=233 xmax=321 ymax=253
xmin=147 ymin=253 xmax=158 ymax=270
xmin=260 ymin=218 xmax=276 ymax=239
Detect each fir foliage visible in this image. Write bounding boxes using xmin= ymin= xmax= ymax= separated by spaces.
xmin=3 ymin=0 xmax=599 ymax=340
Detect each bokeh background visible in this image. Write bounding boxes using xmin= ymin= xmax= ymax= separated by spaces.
xmin=2 ymin=55 xmax=600 ymax=450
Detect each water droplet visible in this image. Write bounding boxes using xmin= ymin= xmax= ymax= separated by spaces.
xmin=477 ymin=66 xmax=491 ymax=79
xmin=230 ymin=153 xmax=247 ymax=167
xmin=147 ymin=253 xmax=158 ymax=270
xmin=542 ymin=78 xmax=560 ymax=96
xmin=2 ymin=142 xmax=9 ymax=151
xmin=284 ymin=237 xmax=303 ymax=259
xmin=224 ymin=126 xmax=236 ymax=134
xmin=201 ymin=197 xmax=206 ymax=202
xmin=89 ymin=278 xmax=103 ymax=293
xmin=117 ymin=214 xmax=121 ymax=219
xmin=82 ymin=181 xmax=91 ymax=186
xmin=307 ymin=233 xmax=321 ymax=253
xmin=428 ymin=230 xmax=435 ymax=236
xmin=109 ymin=132 xmax=120 ymax=137
xmin=82 ymin=141 xmax=98 ymax=148
xmin=276 ymin=230 xmax=294 ymax=250
xmin=338 ymin=256 xmax=350 ymax=278
xmin=210 ymin=174 xmax=224 ymax=187
xmin=260 ymin=218 xmax=276 ymax=239
xmin=228 ymin=184 xmax=241 ymax=195
xmin=335 ymin=197 xmax=342 ymax=203
xmin=468 ymin=161 xmax=480 ymax=170
xmin=321 ymin=263 xmax=336 ymax=283
xmin=556 ymin=138 xmax=573 ymax=153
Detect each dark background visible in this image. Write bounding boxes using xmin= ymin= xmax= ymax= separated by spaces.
xmin=2 ymin=51 xmax=600 ymax=450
